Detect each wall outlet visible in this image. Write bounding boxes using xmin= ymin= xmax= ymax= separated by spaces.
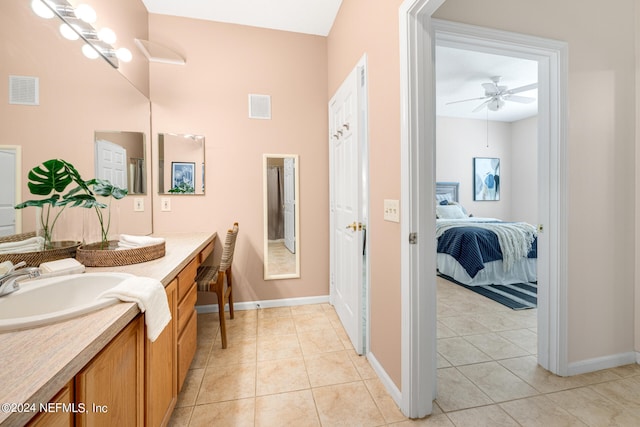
xmin=161 ymin=197 xmax=171 ymax=212
xmin=133 ymin=198 xmax=144 ymax=212
xmin=384 ymin=199 xmax=400 ymax=222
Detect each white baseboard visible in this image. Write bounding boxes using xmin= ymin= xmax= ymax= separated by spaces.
xmin=366 ymin=351 xmax=402 ymax=407
xmin=567 ymin=351 xmax=638 ymax=376
xmin=195 ymin=295 xmax=330 ymax=313
xmin=636 ymin=352 xmax=640 ymax=364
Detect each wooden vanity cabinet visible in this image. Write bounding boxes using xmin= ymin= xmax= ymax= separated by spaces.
xmin=75 ymin=315 xmax=144 ymax=426
xmin=176 ymin=258 xmax=199 ymax=392
xmin=26 ymin=381 xmax=74 ymax=427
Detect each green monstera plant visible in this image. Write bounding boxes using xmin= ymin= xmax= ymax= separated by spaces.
xmin=14 ymin=159 xmax=128 ymax=250
xmin=14 ymin=159 xmax=103 ymax=249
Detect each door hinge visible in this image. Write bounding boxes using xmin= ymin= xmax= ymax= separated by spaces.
xmin=409 ymin=232 xmax=417 ymax=244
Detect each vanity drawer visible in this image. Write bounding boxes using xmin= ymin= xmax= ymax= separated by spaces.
xmin=177 ymin=310 xmax=197 ymax=392
xmin=199 ymin=241 xmax=214 ymax=264
xmin=177 ymin=283 xmax=197 ymax=333
xmin=177 ymin=258 xmax=198 ymax=302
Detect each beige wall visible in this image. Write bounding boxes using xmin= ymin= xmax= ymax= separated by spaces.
xmin=2 ymin=0 xmax=152 ymax=240
xmin=434 ymin=0 xmax=636 ymax=365
xmin=511 ymin=117 xmax=538 ymax=226
xmin=328 ymin=0 xmax=406 ymax=386
xmin=148 ymin=15 xmax=330 ymax=304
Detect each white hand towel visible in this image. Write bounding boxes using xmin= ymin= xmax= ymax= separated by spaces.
xmin=119 ymin=234 xmax=165 ymax=248
xmin=0 ymin=236 xmax=45 ymax=254
xmin=39 ymin=258 xmax=85 ymax=277
xmin=98 ymin=276 xmax=171 ymax=342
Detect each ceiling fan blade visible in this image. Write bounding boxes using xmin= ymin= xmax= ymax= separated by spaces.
xmin=446 ymin=96 xmax=488 ymax=105
xmin=472 ymin=99 xmax=491 ymax=113
xmin=507 ymin=83 xmax=538 ymax=95
xmin=506 ymin=95 xmax=536 ymax=104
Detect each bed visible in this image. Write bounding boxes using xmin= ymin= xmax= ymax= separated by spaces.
xmin=435 ymin=182 xmax=537 ymax=286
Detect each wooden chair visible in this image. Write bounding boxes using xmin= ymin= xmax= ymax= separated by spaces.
xmin=195 ymin=222 xmax=239 ymax=349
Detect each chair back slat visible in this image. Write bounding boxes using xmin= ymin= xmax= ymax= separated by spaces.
xmin=219 ymin=222 xmax=239 ymax=271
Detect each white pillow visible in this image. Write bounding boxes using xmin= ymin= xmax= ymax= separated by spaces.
xmin=436 ymin=193 xmax=454 ymax=203
xmin=436 ymin=204 xmax=467 ymax=219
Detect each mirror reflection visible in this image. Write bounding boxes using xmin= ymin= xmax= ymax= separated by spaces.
xmin=263 ymin=154 xmax=300 ymax=279
xmin=95 ymin=131 xmax=147 ymax=194
xmin=158 ymin=134 xmax=205 ymax=194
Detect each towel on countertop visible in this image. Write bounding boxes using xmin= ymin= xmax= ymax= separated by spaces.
xmin=0 ymin=261 xmax=13 ymax=276
xmin=98 ymin=276 xmax=171 ymax=342
xmin=117 ymin=234 xmax=165 ymax=250
xmin=0 ymin=236 xmax=44 ymax=254
xmin=39 ymin=258 xmax=85 ymax=278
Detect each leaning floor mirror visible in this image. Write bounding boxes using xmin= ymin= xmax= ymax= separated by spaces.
xmin=263 ymin=154 xmax=300 ymax=279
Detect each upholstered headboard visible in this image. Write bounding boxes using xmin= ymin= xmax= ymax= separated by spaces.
xmin=436 ymin=182 xmax=459 ymax=203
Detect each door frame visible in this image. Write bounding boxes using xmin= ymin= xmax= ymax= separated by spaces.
xmin=329 ymin=54 xmax=370 ymax=355
xmin=0 ymin=145 xmax=22 ymax=234
xmin=399 ymin=0 xmax=569 ymax=417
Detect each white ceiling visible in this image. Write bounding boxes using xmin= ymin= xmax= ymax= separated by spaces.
xmin=141 ymin=0 xmax=343 ymax=36
xmin=436 ymin=46 xmax=538 ymax=123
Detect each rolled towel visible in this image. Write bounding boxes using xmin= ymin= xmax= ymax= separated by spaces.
xmin=39 ymin=258 xmax=85 ymax=277
xmin=0 ymin=236 xmax=45 ymax=254
xmin=98 ymin=276 xmax=171 ymax=342
xmin=118 ymin=234 xmax=165 ymax=248
xmin=0 ymin=261 xmax=13 ymax=275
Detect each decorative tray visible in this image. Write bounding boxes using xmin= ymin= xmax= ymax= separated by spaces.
xmin=75 ymin=241 xmax=166 ymax=267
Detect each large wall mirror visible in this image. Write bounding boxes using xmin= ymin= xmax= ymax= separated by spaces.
xmin=95 ymin=131 xmax=147 ymax=194
xmin=158 ymin=133 xmax=205 ymax=194
xmin=2 ymin=0 xmax=152 ymax=237
xmin=263 ymin=154 xmax=300 ymax=279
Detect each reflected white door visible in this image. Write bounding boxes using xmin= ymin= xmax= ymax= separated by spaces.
xmin=95 ymin=139 xmax=127 ymax=189
xmin=0 ymin=150 xmax=16 ymax=236
xmin=283 ymin=158 xmax=296 ymax=253
xmin=329 ymin=60 xmax=367 ymax=354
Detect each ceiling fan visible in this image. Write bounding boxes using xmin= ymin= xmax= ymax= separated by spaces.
xmin=447 ymin=76 xmax=538 ymax=112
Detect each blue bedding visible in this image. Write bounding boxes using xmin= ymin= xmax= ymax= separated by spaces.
xmin=437 ymin=225 xmax=537 ymax=278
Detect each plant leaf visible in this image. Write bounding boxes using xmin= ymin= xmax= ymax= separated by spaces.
xmin=27 ymin=159 xmax=74 ymax=196
xmin=14 ymin=195 xmax=60 ymax=209
xmin=89 ymin=179 xmax=128 ymax=200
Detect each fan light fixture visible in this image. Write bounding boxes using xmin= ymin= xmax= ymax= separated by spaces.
xmin=447 ymin=76 xmax=537 ymax=113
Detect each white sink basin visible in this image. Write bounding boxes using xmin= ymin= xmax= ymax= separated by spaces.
xmin=0 ymin=272 xmax=135 ymax=332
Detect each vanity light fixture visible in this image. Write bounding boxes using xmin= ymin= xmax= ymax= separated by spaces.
xmin=30 ymin=0 xmax=132 ymax=68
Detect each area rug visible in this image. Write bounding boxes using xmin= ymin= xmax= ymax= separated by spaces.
xmin=439 ymin=274 xmax=537 ymax=310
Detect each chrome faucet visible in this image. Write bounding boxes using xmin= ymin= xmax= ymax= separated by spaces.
xmin=0 ymin=262 xmax=41 ymax=297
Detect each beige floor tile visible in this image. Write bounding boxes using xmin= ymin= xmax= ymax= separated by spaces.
xmin=445 ymin=405 xmax=519 ymax=427
xmin=499 ymin=355 xmax=588 ymax=393
xmin=290 ymin=303 xmax=326 ymax=316
xmin=257 ymin=306 xmax=293 ymax=319
xmin=390 ymin=413 xmax=454 ymax=426
xmin=437 ymin=337 xmax=492 ymax=366
xmin=590 ymin=376 xmax=640 ymax=409
xmin=464 ymin=333 xmax=530 ymax=360
xmin=214 ymin=316 xmax=258 ymax=344
xmin=197 ymin=363 xmax=257 ymax=404
xmin=436 ymin=321 xmax=457 ymax=338
xmin=497 ymin=328 xmax=538 ymax=354
xmin=256 ymin=333 xmax=302 ymax=361
xmin=190 ymin=398 xmax=255 ymax=427
xmin=305 ymin=350 xmax=361 ymax=387
xmin=313 ymin=382 xmax=386 ymax=427
xmin=298 ymin=328 xmax=345 ymax=355
xmin=176 ymin=368 xmax=204 ymax=407
xmin=457 ymin=361 xmax=539 ymax=402
xmin=609 ymin=363 xmax=640 ymax=378
xmin=549 ymin=386 xmax=640 ymax=426
xmin=499 ymin=395 xmax=587 ymax=426
xmin=435 ymin=367 xmax=493 ymax=412
xmin=365 ymin=378 xmax=406 ymax=423
xmin=293 ymin=312 xmax=334 ymax=333
xmin=209 ymin=337 xmax=257 ymax=366
xmin=437 ymin=353 xmax=452 ymax=368
xmin=349 ymin=351 xmax=378 ymax=380
xmin=257 ymin=317 xmax=296 ymax=336
xmin=255 ymin=389 xmax=320 ymax=427
xmin=438 ymin=315 xmax=491 ymax=336
xmin=255 ymin=357 xmax=310 ymax=396
xmin=470 ymin=311 xmax=529 ymax=332
xmin=168 ymin=406 xmax=193 ymax=427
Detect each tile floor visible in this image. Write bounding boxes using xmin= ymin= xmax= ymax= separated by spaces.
xmin=169 ymin=277 xmax=640 ymax=426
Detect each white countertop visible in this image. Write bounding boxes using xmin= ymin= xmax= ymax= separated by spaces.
xmin=0 ymin=231 xmax=216 ymax=426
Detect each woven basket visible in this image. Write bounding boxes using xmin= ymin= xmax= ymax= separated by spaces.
xmin=76 ymin=240 xmax=165 ymax=267
xmin=0 ymin=232 xmax=80 ymax=267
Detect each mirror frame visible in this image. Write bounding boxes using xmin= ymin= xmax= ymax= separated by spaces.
xmin=263 ymin=154 xmax=300 ymax=280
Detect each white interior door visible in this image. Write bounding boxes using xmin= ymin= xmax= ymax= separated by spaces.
xmin=329 ymin=60 xmax=367 ymax=354
xmin=0 ymin=150 xmax=16 ymax=237
xmin=95 ymin=139 xmax=127 ymax=189
xmin=283 ymin=157 xmax=296 ymax=253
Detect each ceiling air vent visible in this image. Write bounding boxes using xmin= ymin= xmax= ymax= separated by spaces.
xmin=9 ymin=75 xmax=39 ymax=106
xmin=248 ymin=94 xmax=271 ymax=120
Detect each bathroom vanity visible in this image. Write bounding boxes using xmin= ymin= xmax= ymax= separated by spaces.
xmin=0 ymin=231 xmax=216 ymax=427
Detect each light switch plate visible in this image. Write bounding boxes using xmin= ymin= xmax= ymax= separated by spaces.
xmin=161 ymin=197 xmax=171 ymax=212
xmin=384 ymin=199 xmax=400 ymax=222
xmin=134 ymin=198 xmax=144 ymax=212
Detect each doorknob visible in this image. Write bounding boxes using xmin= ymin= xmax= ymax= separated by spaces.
xmin=345 ymin=222 xmax=365 ymax=231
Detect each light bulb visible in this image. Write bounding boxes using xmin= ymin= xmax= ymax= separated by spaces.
xmin=59 ymin=23 xmax=79 ymax=40
xmin=116 ymin=48 xmax=132 ymax=63
xmin=98 ymin=28 xmax=116 ymax=44
xmin=82 ymin=44 xmax=99 ymax=59
xmin=75 ymin=4 xmax=97 ymax=23
xmin=31 ymin=0 xmax=54 ymax=19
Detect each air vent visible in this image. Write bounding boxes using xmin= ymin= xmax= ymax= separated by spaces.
xmin=9 ymin=75 xmax=39 ymax=106
xmin=248 ymin=94 xmax=271 ymax=120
